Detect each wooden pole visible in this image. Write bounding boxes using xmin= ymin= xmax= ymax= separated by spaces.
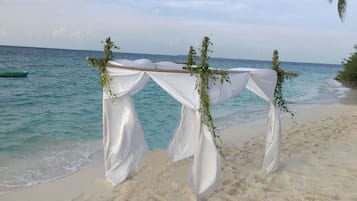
xmin=106 ymin=62 xmax=252 ymax=74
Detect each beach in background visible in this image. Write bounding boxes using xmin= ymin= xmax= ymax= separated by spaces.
xmin=0 ymin=45 xmax=356 ymax=200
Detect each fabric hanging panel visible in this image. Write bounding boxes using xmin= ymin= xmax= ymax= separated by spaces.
xmin=208 ymin=72 xmax=250 ymax=105
xmin=261 ymin=103 xmax=281 ymax=172
xmin=103 ymin=59 xmax=155 ymax=185
xmin=148 ymin=71 xmax=200 ymax=110
xmin=168 ymin=106 xmax=199 ymax=162
xmin=103 ymin=94 xmax=149 ymax=185
xmin=230 ymin=68 xmax=281 ymax=172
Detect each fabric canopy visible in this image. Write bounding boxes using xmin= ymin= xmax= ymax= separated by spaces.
xmin=102 ymin=59 xmax=281 ymax=199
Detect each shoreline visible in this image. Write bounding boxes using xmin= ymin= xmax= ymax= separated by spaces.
xmin=1 ymin=90 xmax=356 ymax=201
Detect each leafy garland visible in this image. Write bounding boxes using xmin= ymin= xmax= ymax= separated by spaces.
xmin=184 ymin=36 xmax=230 ymax=152
xmin=271 ymin=49 xmax=298 ymax=116
xmin=86 ymin=37 xmax=119 ymax=98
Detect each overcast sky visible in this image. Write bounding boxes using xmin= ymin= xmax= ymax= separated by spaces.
xmin=0 ymin=0 xmax=356 ymax=64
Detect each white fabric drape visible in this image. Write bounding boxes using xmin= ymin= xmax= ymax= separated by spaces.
xmin=148 ymin=70 xmax=226 ymax=197
xmin=148 ymin=72 xmax=199 ymax=109
xmin=165 ymin=72 xmax=250 ymax=161
xmin=102 ymin=60 xmax=280 ymax=199
xmin=168 ymin=106 xmax=198 ymax=162
xmin=103 ymin=59 xmax=154 ymax=185
xmin=103 ymin=94 xmax=148 ymax=184
xmin=262 ymin=103 xmax=281 ymax=172
xmin=192 ymin=122 xmax=222 ymax=198
xmin=230 ymin=68 xmax=280 ymax=172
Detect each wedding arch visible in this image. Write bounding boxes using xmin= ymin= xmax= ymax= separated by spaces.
xmin=102 ymin=59 xmax=281 ymax=198
xmin=88 ymin=37 xmax=282 ymax=199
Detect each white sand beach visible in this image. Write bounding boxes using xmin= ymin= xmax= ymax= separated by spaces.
xmin=1 ymin=91 xmax=356 ymax=201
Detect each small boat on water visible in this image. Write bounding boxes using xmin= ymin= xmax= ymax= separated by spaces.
xmin=0 ymin=71 xmax=28 ymax=78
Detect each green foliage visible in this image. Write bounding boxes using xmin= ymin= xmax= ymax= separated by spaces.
xmin=86 ymin=37 xmax=119 ymax=98
xmin=272 ymin=49 xmax=298 ymax=116
xmin=186 ymin=46 xmax=197 ymax=66
xmin=184 ymin=36 xmax=230 ymax=152
xmin=329 ymin=0 xmax=347 ymax=21
xmin=335 ymin=45 xmax=357 ymax=87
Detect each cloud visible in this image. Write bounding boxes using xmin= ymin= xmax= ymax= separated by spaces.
xmin=0 ymin=30 xmax=7 ymax=36
xmin=1 ymin=0 xmax=356 ymax=63
xmin=52 ymin=28 xmax=91 ymax=40
xmin=103 ymin=0 xmax=339 ymax=28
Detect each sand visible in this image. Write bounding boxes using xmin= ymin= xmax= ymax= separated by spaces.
xmin=1 ymin=94 xmax=356 ymax=201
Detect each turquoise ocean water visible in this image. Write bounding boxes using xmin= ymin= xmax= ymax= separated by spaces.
xmin=0 ymin=45 xmax=348 ymax=193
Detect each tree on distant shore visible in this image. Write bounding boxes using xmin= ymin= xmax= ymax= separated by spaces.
xmin=328 ymin=0 xmax=356 ymax=87
xmin=328 ymin=0 xmax=347 ymax=21
xmin=335 ymin=45 xmax=357 ymax=88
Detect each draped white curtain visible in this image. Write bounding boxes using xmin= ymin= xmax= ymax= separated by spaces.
xmin=102 ymin=60 xmax=280 ymax=199
xmin=231 ymin=68 xmax=281 ymax=172
xmin=103 ymin=59 xmax=153 ymax=184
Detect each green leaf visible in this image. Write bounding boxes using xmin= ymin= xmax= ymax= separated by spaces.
xmin=272 ymin=49 xmax=298 ymax=116
xmin=87 ymin=37 xmax=119 ymax=99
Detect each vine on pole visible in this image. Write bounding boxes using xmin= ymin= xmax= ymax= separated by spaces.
xmin=272 ymin=49 xmax=298 ymax=116
xmin=184 ymin=36 xmax=230 ymax=153
xmin=86 ymin=37 xmax=119 ymax=99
